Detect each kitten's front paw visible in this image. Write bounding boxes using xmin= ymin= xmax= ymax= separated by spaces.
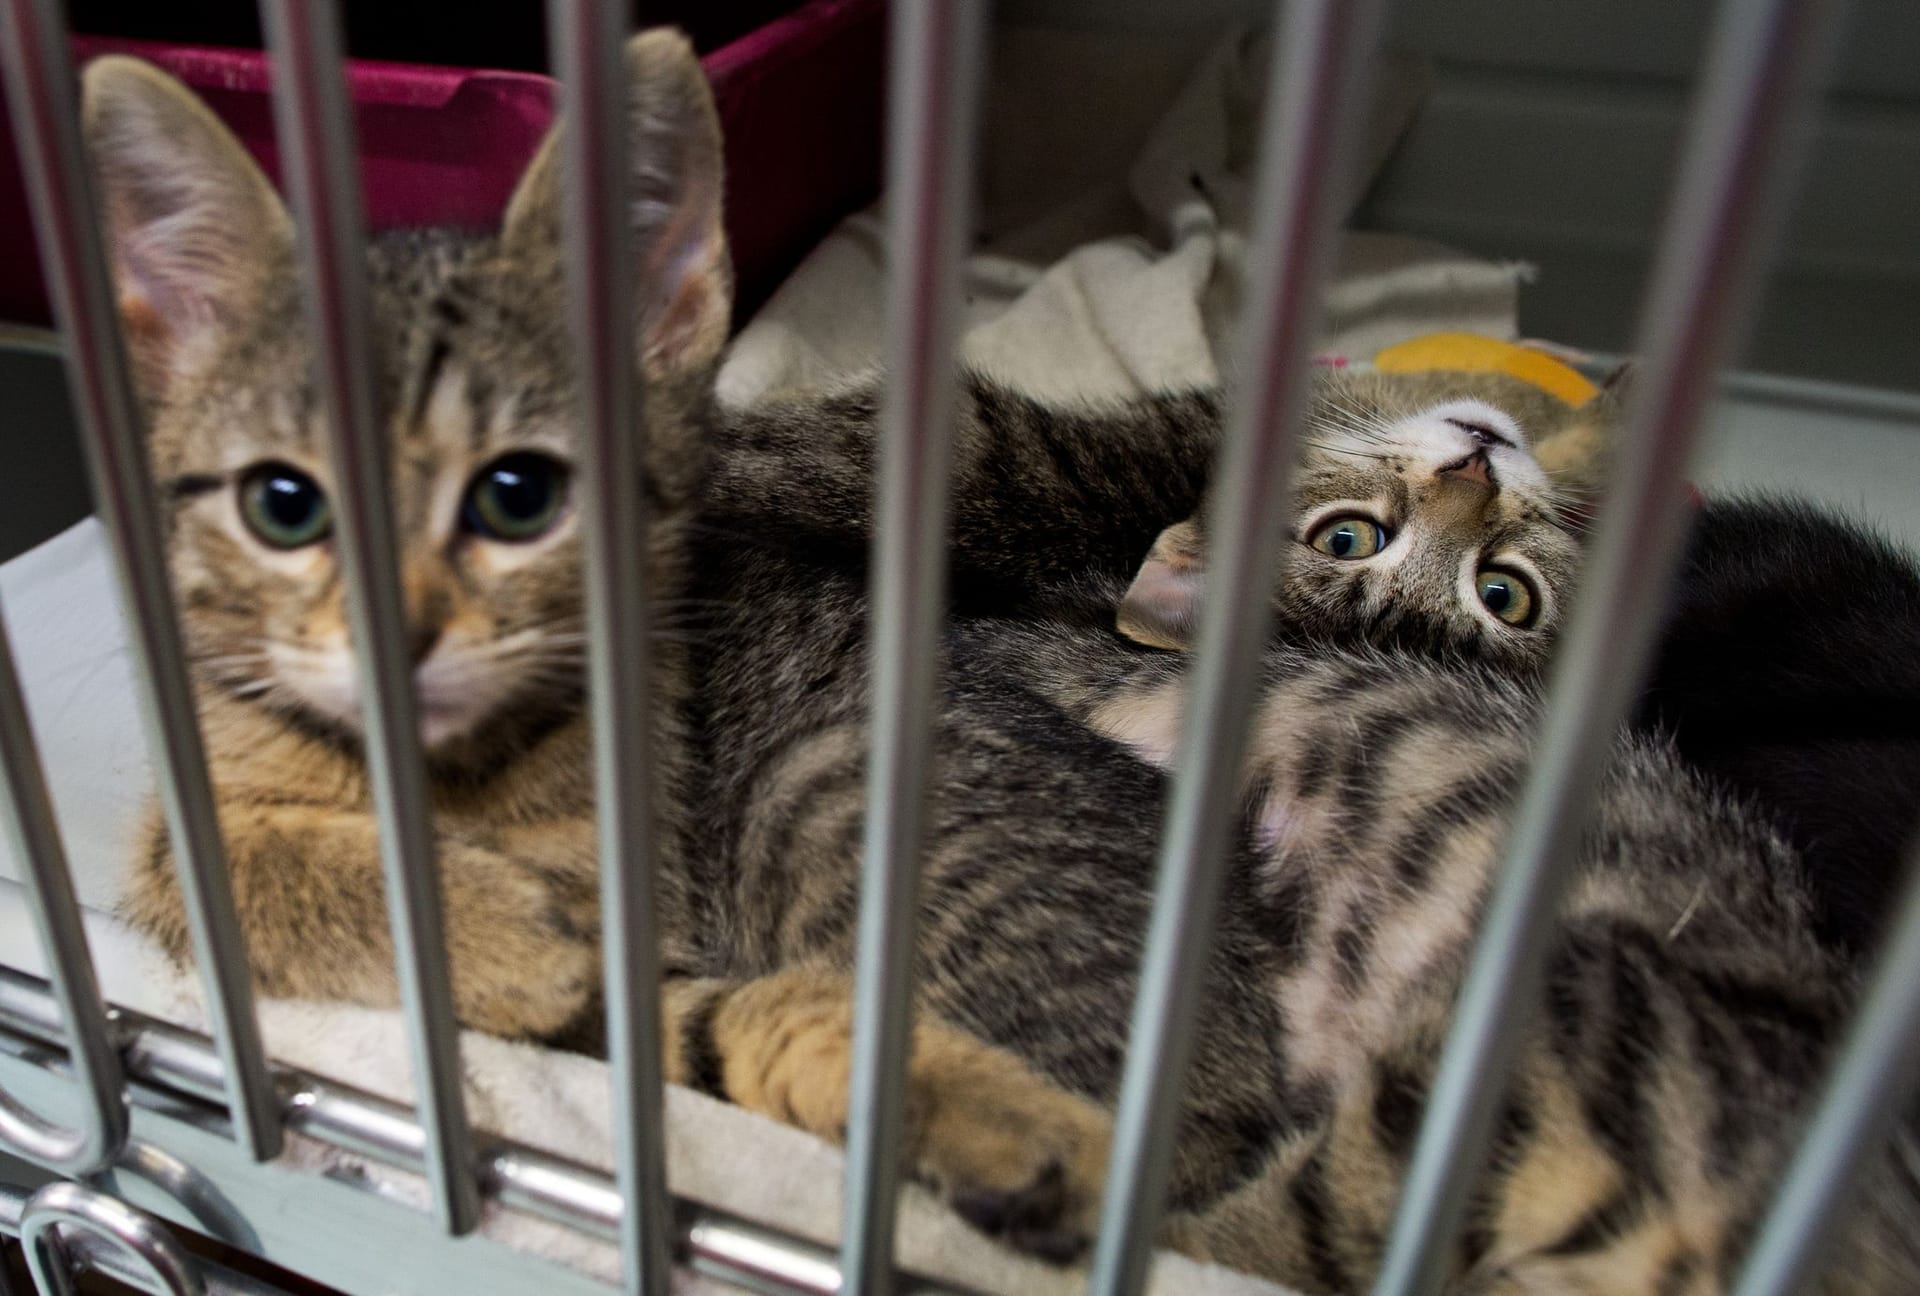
xmin=906 ymin=1031 xmax=1111 ymax=1263
xmin=450 ymin=923 xmax=600 ymax=1041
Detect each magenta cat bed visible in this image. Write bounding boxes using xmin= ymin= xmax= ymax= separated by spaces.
xmin=0 ymin=0 xmax=884 ymax=327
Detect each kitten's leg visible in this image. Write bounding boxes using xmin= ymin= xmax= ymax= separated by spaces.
xmin=1175 ymin=1031 xmax=1734 ymax=1296
xmin=125 ymin=804 xmax=602 ymax=1041
xmin=659 ymin=966 xmax=1112 ymax=1261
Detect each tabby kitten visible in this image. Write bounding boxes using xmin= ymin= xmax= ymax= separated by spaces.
xmin=92 ymin=40 xmax=714 ymax=1038
xmin=707 ymin=363 xmax=1920 ymax=1290
xmin=92 ymin=38 xmax=1118 ymax=1242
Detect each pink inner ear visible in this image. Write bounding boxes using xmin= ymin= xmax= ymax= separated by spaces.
xmin=1118 ymin=558 xmax=1204 ymax=650
xmin=111 ymin=230 xmax=216 ymax=390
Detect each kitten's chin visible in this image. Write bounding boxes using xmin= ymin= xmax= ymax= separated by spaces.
xmin=417 ymin=704 xmax=480 ymax=753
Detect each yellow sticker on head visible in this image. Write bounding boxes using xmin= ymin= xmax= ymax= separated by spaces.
xmin=1374 ymin=332 xmax=1599 ymax=406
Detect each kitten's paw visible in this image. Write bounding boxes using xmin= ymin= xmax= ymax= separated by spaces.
xmin=906 ymin=1034 xmax=1111 ymax=1263
xmin=450 ymin=926 xmax=600 ymax=1041
xmin=948 ymin=1161 xmax=1089 ymax=1263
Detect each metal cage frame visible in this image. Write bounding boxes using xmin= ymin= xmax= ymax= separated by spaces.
xmin=0 ymin=0 xmax=1917 ymax=1293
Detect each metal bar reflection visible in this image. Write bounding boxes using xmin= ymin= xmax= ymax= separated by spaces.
xmin=543 ymin=4 xmax=673 ymax=1294
xmin=257 ymin=0 xmax=479 ymax=1234
xmin=0 ymin=966 xmax=973 ymax=1296
xmin=1732 ymin=833 xmax=1920 ymax=1296
xmin=21 ymin=1181 xmax=204 ymax=1296
xmin=0 ymin=601 xmax=125 ymax=1173
xmin=0 ymin=0 xmax=282 ymax=1165
xmin=839 ymin=3 xmax=988 ymax=1291
xmin=1086 ymin=4 xmax=1388 ymax=1292
xmin=1371 ymin=0 xmax=1848 ymax=1290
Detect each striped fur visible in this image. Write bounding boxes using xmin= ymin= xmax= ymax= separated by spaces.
xmin=698 ymin=366 xmax=1920 ymax=1290
xmin=1011 ymin=627 xmax=1920 ymax=1293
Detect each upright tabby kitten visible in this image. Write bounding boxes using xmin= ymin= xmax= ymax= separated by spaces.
xmin=93 ymin=40 xmax=717 ymax=1036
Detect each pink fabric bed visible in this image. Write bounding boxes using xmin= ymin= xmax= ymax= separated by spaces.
xmin=0 ymin=0 xmax=884 ymax=326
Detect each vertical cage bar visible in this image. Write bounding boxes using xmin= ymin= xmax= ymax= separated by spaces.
xmin=1732 ymin=835 xmax=1920 ymax=1296
xmin=1085 ymin=4 xmax=1387 ymax=1292
xmin=257 ymin=0 xmax=479 ymax=1234
xmin=839 ymin=3 xmax=988 ymax=1291
xmin=0 ymin=0 xmax=283 ymax=1164
xmin=0 ymin=601 xmax=126 ymax=1173
xmin=544 ymin=4 xmax=673 ymax=1294
xmin=1371 ymin=0 xmax=1847 ymax=1290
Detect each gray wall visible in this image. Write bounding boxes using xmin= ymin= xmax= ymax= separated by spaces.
xmin=1358 ymin=0 xmax=1920 ymax=392
xmin=0 ymin=338 xmax=92 ymax=562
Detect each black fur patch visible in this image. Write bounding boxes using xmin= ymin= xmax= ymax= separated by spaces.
xmin=1370 ymin=1061 xmax=1428 ymax=1160
xmin=679 ymin=985 xmax=729 ymax=1101
xmin=1289 ymin=1148 xmax=1352 ymax=1295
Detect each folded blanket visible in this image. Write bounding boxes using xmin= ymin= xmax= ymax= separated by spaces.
xmin=0 ymin=22 xmax=1529 ymax=1293
xmin=720 ymin=30 xmax=1524 ymax=408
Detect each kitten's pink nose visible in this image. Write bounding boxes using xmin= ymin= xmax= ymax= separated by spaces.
xmin=1437 ymin=450 xmax=1495 ymax=491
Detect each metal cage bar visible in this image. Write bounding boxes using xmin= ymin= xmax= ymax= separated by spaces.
xmin=0 ymin=602 xmax=125 ymax=1174
xmin=0 ymin=0 xmax=283 ymax=1166
xmin=839 ymin=3 xmax=988 ymax=1292
xmin=0 ymin=3 xmax=1913 ymax=1296
xmin=1371 ymin=0 xmax=1849 ymax=1289
xmin=0 ymin=967 xmax=964 ymax=1296
xmin=544 ymin=3 xmax=674 ymax=1293
xmin=257 ymin=0 xmax=480 ymax=1235
xmin=1087 ymin=2 xmax=1387 ymax=1291
xmin=1733 ymin=832 xmax=1920 ymax=1296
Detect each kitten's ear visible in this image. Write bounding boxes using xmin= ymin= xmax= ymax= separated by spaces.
xmin=81 ymin=56 xmax=293 ymax=393
xmin=1535 ymin=361 xmax=1635 ymax=527
xmin=503 ymin=29 xmax=731 ymax=380
xmin=1596 ymin=359 xmax=1636 ymax=400
xmin=1118 ymin=520 xmax=1206 ymax=651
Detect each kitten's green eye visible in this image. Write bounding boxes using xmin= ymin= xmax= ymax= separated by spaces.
xmin=1307 ymin=515 xmax=1390 ymax=560
xmin=464 ymin=453 xmax=570 ymax=542
xmin=1475 ymin=568 xmax=1538 ymax=627
xmin=240 ymin=463 xmax=331 ymax=549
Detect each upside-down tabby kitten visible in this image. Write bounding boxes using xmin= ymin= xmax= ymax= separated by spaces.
xmin=706 ymin=367 xmax=1920 ymax=1290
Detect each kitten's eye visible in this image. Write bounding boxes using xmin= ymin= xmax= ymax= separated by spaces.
xmin=1475 ymin=568 xmax=1538 ymax=627
xmin=1306 ymin=515 xmax=1390 ymax=560
xmin=464 ymin=453 xmax=570 ymax=542
xmin=239 ymin=463 xmax=331 ymax=549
